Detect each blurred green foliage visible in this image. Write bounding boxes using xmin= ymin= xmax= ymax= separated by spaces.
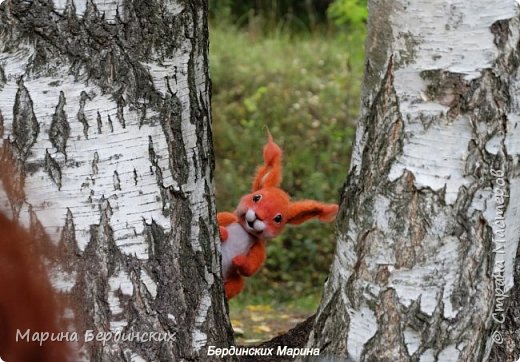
xmin=209 ymin=0 xmax=367 ymax=32
xmin=209 ymin=0 xmax=333 ymax=32
xmin=209 ymin=0 xmax=366 ymax=304
xmin=328 ymin=0 xmax=368 ymax=27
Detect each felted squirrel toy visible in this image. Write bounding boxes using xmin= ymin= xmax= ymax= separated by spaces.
xmin=217 ymin=133 xmax=338 ymax=299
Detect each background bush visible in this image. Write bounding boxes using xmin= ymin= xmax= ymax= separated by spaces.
xmin=209 ymin=0 xmax=333 ymax=32
xmin=210 ymin=0 xmax=366 ymax=304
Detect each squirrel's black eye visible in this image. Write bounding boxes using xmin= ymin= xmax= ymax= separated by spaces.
xmin=274 ymin=214 xmax=282 ymax=223
xmin=253 ymin=195 xmax=262 ymax=202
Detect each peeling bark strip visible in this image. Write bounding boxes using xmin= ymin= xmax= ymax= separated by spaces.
xmin=308 ymin=1 xmax=520 ymax=361
xmin=0 ymin=0 xmax=234 ymax=360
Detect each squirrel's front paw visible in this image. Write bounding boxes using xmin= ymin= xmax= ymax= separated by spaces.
xmin=232 ymin=255 xmax=257 ymax=276
xmin=232 ymin=255 xmax=247 ymax=268
xmin=219 ymin=226 xmax=229 ymax=241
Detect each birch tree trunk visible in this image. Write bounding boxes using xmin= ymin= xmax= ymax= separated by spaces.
xmin=0 ymin=0 xmax=233 ymax=360
xmin=307 ymin=1 xmax=520 ymax=361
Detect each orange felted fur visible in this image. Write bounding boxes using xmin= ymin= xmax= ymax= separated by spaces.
xmin=218 ymin=133 xmax=338 ymax=299
xmin=0 ymin=157 xmax=73 ymax=361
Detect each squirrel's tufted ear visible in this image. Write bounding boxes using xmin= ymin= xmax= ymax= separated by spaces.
xmin=286 ymin=201 xmax=338 ymax=225
xmin=252 ymin=132 xmax=283 ymax=191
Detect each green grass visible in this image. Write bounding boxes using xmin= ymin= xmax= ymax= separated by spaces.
xmin=210 ymin=22 xmax=364 ymax=306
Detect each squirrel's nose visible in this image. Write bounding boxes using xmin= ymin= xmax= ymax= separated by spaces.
xmin=253 ymin=220 xmax=266 ymax=232
xmin=246 ymin=209 xmax=256 ymax=222
xmin=245 ymin=209 xmax=265 ymax=231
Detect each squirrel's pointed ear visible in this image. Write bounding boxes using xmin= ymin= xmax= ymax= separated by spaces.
xmin=287 ymin=201 xmax=338 ymax=225
xmin=252 ymin=132 xmax=283 ymax=191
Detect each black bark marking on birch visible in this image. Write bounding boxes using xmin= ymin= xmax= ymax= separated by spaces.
xmin=338 ymin=166 xmax=359 ymax=224
xmin=464 ymin=68 xmax=511 ymax=177
xmin=199 ymin=214 xmax=212 ymax=265
xmin=133 ymin=168 xmax=138 ymax=186
xmin=187 ymin=5 xmax=210 ymax=181
xmin=418 ymin=67 xmax=511 ymax=184
xmin=199 ymin=90 xmax=214 ymax=176
xmin=55 ymin=208 xmax=84 ymax=335
xmin=360 ymin=56 xmax=404 ymax=190
xmin=45 ymin=149 xmax=62 ymax=190
xmin=148 ymin=135 xmax=157 ymax=165
xmin=461 ymin=70 xmax=512 ymax=177
xmin=2 ymin=0 xmax=162 ymax=110
xmin=362 ymin=0 xmax=395 ymax=100
xmin=138 ymin=104 xmax=147 ymax=129
xmin=148 ymin=135 xmax=172 ymax=215
xmin=161 ymin=94 xmax=189 ymax=185
xmin=491 ymin=19 xmax=511 ymax=49
xmin=204 ymin=181 xmax=215 ymax=234
xmin=49 ymin=91 xmax=70 ymax=158
xmin=59 ymin=208 xmax=81 ymax=258
xmin=78 ymin=91 xmax=90 ymax=139
xmin=199 ymin=1 xmax=214 ymax=180
xmin=74 ymin=197 xmax=129 ymax=357
xmin=363 ymin=289 xmax=408 ymax=361
xmin=116 ymin=95 xmax=126 ymax=129
xmin=155 ymin=194 xmax=195 ymax=357
xmin=12 ymin=78 xmax=39 ymax=160
xmin=91 ymin=151 xmax=100 ymax=176
xmin=145 ymin=219 xmax=165 ymax=261
xmin=0 ymin=109 xmax=4 ymax=138
xmin=420 ymin=70 xmax=470 ymax=118
xmin=107 ymin=114 xmax=114 ymax=132
xmin=308 ymin=290 xmax=344 ymax=352
xmin=0 ymin=63 xmax=6 ymax=89
xmin=113 ymin=170 xmax=121 ymax=191
xmin=96 ymin=111 xmax=103 ymax=134
xmin=204 ymin=92 xmax=216 ymax=180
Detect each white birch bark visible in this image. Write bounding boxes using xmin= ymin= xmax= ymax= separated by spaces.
xmin=307 ymin=1 xmax=520 ymax=361
xmin=0 ymin=0 xmax=233 ymax=360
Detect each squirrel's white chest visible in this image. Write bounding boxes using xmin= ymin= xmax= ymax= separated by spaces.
xmin=221 ymin=223 xmax=255 ymax=279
